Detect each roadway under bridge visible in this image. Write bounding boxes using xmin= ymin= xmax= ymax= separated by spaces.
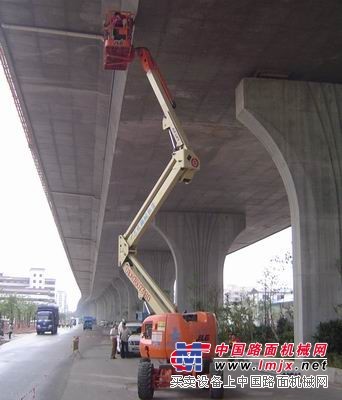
xmin=0 ymin=0 xmax=341 ymax=342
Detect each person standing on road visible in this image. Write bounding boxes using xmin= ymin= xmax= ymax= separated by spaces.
xmin=117 ymin=318 xmax=125 ymax=352
xmin=110 ymin=323 xmax=119 ymax=359
xmin=118 ymin=318 xmax=125 ymax=335
xmin=120 ymin=322 xmax=131 ymax=359
xmin=8 ymin=323 xmax=13 ymax=340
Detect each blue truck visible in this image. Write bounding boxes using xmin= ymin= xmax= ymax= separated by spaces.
xmin=36 ymin=305 xmax=59 ymax=335
xmin=83 ymin=316 xmax=94 ymax=330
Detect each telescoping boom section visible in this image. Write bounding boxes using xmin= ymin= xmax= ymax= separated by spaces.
xmin=117 ymin=47 xmax=200 ymax=315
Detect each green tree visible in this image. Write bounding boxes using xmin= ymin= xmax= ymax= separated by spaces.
xmin=187 ymin=282 xmax=221 ymax=314
xmin=216 ymin=292 xmax=257 ymax=343
xmin=0 ymin=295 xmax=37 ymax=327
xmin=257 ymin=251 xmax=293 ymax=342
xmin=216 ymin=293 xmax=232 ymax=342
xmin=334 ymin=259 xmax=342 ymax=317
xmin=21 ymin=301 xmax=37 ymax=327
xmin=4 ymin=295 xmax=18 ymax=324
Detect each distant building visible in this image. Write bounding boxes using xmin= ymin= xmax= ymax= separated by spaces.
xmin=55 ymin=291 xmax=68 ymax=314
xmin=224 ymin=284 xmax=255 ymax=303
xmin=224 ymin=284 xmax=293 ymax=304
xmin=224 ymin=284 xmax=293 ymax=324
xmin=0 ymin=268 xmax=56 ymax=304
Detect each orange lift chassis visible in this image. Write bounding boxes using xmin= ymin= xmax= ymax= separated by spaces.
xmin=103 ymin=11 xmax=222 ymax=400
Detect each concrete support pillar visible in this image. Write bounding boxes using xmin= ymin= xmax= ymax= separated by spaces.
xmin=78 ymin=301 xmax=88 ymax=316
xmin=89 ymin=302 xmax=96 ymax=317
xmin=118 ymin=269 xmax=141 ymax=320
xmin=154 ymin=212 xmax=245 ymax=312
xmin=113 ymin=275 xmax=138 ymax=321
xmin=236 ymin=78 xmax=342 ymax=343
xmin=96 ymin=298 xmax=105 ymax=321
xmin=103 ymin=289 xmax=114 ymax=321
xmin=127 ymin=281 xmax=141 ymax=320
xmin=110 ymin=289 xmax=119 ymax=322
xmin=95 ymin=300 xmax=100 ymax=321
xmin=113 ymin=277 xmax=129 ymax=320
xmin=139 ymin=250 xmax=175 ymax=302
xmin=111 ymin=284 xmax=122 ymax=322
xmin=102 ymin=292 xmax=109 ymax=321
xmin=79 ymin=301 xmax=97 ymax=318
xmin=102 ymin=296 xmax=108 ymax=321
xmin=107 ymin=292 xmax=114 ymax=321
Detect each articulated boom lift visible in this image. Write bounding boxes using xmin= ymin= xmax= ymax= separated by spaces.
xmin=104 ymin=11 xmax=222 ymax=400
xmin=118 ymin=45 xmax=200 ymax=315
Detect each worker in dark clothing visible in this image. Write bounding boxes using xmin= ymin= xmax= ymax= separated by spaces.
xmin=120 ymin=322 xmax=131 ymax=358
xmin=8 ymin=323 xmax=13 ymax=340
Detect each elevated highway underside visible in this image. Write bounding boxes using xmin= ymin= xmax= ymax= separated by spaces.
xmin=0 ymin=0 xmax=341 ymax=315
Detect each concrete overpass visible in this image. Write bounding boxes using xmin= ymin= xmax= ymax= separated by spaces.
xmin=0 ymin=0 xmax=341 ymax=342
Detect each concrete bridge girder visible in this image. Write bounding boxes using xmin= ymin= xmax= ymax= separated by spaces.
xmin=154 ymin=211 xmax=246 ymax=312
xmin=236 ymin=78 xmax=342 ymax=343
xmin=95 ymin=297 xmax=106 ymax=322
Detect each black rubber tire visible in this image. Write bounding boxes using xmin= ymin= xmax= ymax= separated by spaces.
xmin=209 ymin=362 xmax=224 ymax=399
xmin=138 ymin=359 xmax=154 ymax=400
xmin=202 ymin=359 xmax=211 ymax=374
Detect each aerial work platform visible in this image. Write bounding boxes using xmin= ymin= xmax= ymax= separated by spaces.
xmin=103 ymin=11 xmax=135 ymax=70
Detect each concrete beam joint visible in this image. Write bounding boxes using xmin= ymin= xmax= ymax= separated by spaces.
xmin=1 ymin=24 xmax=103 ymax=40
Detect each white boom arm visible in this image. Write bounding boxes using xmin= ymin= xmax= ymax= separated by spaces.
xmin=118 ymin=48 xmax=200 ymax=314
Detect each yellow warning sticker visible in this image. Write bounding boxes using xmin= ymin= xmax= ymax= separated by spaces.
xmin=157 ymin=321 xmax=166 ymax=331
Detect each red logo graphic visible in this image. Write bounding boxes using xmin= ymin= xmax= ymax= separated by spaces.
xmin=191 ymin=158 xmax=199 ymax=168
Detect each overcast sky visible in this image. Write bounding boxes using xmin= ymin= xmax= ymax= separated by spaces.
xmin=0 ymin=65 xmax=292 ymax=312
xmin=0 ymin=66 xmax=81 ymax=311
xmin=224 ymin=227 xmax=292 ymax=290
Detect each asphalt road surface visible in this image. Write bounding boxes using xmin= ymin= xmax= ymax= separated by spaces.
xmin=0 ymin=325 xmax=91 ymax=400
